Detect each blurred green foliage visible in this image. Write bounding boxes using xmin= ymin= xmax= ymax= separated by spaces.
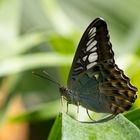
xmin=0 ymin=0 xmax=140 ymax=139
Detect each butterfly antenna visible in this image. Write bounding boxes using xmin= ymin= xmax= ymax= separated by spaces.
xmin=32 ymin=71 xmax=61 ymax=87
xmin=86 ymin=109 xmax=95 ymax=121
xmin=43 ymin=70 xmax=62 ymax=86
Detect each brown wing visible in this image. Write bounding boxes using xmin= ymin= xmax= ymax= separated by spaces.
xmin=95 ymin=62 xmax=137 ymax=114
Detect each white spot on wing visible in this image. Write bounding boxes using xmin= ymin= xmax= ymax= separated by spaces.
xmin=90 ymin=47 xmax=97 ymax=52
xmin=82 ymin=55 xmax=87 ymax=61
xmin=86 ymin=62 xmax=97 ymax=69
xmin=86 ymin=41 xmax=93 ymax=51
xmin=86 ymin=40 xmax=97 ymax=51
xmin=94 ymin=74 xmax=99 ymax=79
xmin=87 ymin=38 xmax=93 ymax=46
xmin=89 ymin=27 xmax=96 ymax=35
xmin=88 ymin=53 xmax=98 ymax=62
xmin=74 ymin=67 xmax=83 ymax=71
xmin=90 ymin=33 xmax=96 ymax=39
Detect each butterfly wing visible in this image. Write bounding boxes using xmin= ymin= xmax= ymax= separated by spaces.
xmin=68 ymin=18 xmax=114 ymax=88
xmin=67 ymin=18 xmax=137 ymax=114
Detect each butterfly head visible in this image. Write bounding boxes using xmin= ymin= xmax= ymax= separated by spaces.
xmin=59 ymin=86 xmax=72 ymax=103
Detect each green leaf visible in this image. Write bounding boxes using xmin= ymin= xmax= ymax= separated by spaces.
xmin=0 ymin=53 xmax=72 ymax=76
xmin=48 ymin=113 xmax=62 ymax=140
xmin=124 ymin=108 xmax=140 ymax=129
xmin=49 ymin=113 xmax=140 ymax=140
xmin=0 ymin=0 xmax=20 ymax=46
xmin=47 ymin=34 xmax=76 ymax=54
xmin=0 ymin=33 xmax=45 ymax=60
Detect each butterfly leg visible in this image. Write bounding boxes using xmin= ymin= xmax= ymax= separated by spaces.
xmin=76 ymin=102 xmax=80 ymax=120
xmin=61 ymin=96 xmax=65 ymax=113
xmin=77 ymin=102 xmax=80 ymax=113
xmin=86 ymin=109 xmax=95 ymax=121
xmin=80 ymin=114 xmax=116 ymax=123
xmin=94 ymin=114 xmax=116 ymax=123
xmin=66 ymin=102 xmax=69 ymax=114
xmin=60 ymin=96 xmax=64 ymax=107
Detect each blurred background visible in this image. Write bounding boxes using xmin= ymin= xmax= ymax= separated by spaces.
xmin=0 ymin=0 xmax=140 ymax=140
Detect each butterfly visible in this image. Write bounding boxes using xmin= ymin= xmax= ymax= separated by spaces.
xmin=34 ymin=17 xmax=137 ymax=123
xmin=59 ymin=17 xmax=137 ymax=123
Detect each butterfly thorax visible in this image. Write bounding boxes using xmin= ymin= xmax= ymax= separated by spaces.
xmin=59 ymin=87 xmax=72 ymax=103
xmin=59 ymin=85 xmax=110 ymax=113
xmin=59 ymin=86 xmax=81 ymax=105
